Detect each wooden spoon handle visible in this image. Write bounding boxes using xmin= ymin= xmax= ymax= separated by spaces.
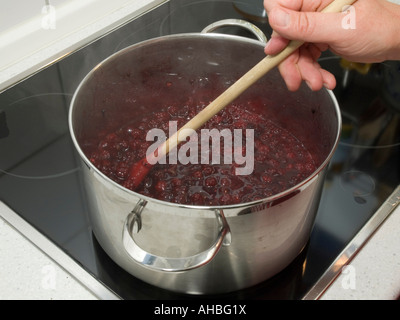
xmin=158 ymin=0 xmax=357 ymax=157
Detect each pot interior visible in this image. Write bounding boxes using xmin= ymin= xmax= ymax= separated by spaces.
xmin=70 ymin=34 xmax=340 ymax=205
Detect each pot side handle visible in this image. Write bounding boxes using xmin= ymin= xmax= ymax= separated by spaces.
xmin=122 ymin=204 xmax=232 ymax=272
xmin=201 ymin=19 xmax=268 ymax=43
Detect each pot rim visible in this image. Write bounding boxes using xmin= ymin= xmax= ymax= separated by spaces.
xmin=68 ymin=32 xmax=342 ymax=211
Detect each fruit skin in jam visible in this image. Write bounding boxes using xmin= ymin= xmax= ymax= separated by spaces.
xmin=86 ymin=101 xmax=317 ymax=206
xmin=123 ymin=157 xmax=153 ymax=191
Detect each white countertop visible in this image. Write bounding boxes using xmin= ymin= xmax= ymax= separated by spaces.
xmin=0 ymin=208 xmax=97 ymax=300
xmin=320 ymin=198 xmax=400 ymax=300
xmin=0 ymin=0 xmax=399 ymax=300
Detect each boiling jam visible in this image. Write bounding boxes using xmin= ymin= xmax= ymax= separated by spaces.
xmin=86 ymin=102 xmax=316 ymax=206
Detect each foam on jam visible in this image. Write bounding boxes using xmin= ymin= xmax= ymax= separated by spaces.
xmin=86 ymin=102 xmax=316 ymax=206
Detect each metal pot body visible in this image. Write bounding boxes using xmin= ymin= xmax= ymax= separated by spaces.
xmin=69 ymin=33 xmax=341 ymax=294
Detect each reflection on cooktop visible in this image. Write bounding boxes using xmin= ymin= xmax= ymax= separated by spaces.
xmin=0 ymin=93 xmax=77 ymax=179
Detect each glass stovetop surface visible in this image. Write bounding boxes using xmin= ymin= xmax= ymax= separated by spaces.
xmin=0 ymin=0 xmax=399 ymax=299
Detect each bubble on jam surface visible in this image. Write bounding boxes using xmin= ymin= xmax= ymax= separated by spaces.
xmin=86 ymin=102 xmax=316 ymax=206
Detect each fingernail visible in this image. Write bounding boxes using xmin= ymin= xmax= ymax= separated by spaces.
xmin=272 ymin=8 xmax=290 ymax=27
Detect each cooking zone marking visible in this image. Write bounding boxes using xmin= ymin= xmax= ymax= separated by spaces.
xmin=145 ymin=120 xmax=255 ymax=176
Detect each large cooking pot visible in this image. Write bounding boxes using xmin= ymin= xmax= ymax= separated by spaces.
xmin=69 ymin=20 xmax=341 ymax=294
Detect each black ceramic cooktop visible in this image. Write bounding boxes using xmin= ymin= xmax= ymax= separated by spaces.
xmin=0 ymin=0 xmax=399 ymax=299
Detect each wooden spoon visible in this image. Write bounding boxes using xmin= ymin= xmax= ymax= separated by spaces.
xmin=125 ymin=0 xmax=357 ymax=191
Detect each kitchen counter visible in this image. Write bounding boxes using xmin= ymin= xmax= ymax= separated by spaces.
xmin=0 ymin=0 xmax=399 ymax=300
xmin=0 ymin=0 xmax=167 ymax=93
xmin=320 ymin=197 xmax=400 ymax=300
xmin=0 ymin=205 xmax=98 ymax=300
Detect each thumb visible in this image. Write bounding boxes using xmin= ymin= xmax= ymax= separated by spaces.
xmin=268 ymin=7 xmax=346 ymax=44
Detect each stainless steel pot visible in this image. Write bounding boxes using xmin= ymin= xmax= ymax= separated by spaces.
xmin=69 ymin=20 xmax=341 ymax=294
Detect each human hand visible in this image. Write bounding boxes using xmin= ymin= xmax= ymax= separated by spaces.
xmin=264 ymin=0 xmax=400 ymax=91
